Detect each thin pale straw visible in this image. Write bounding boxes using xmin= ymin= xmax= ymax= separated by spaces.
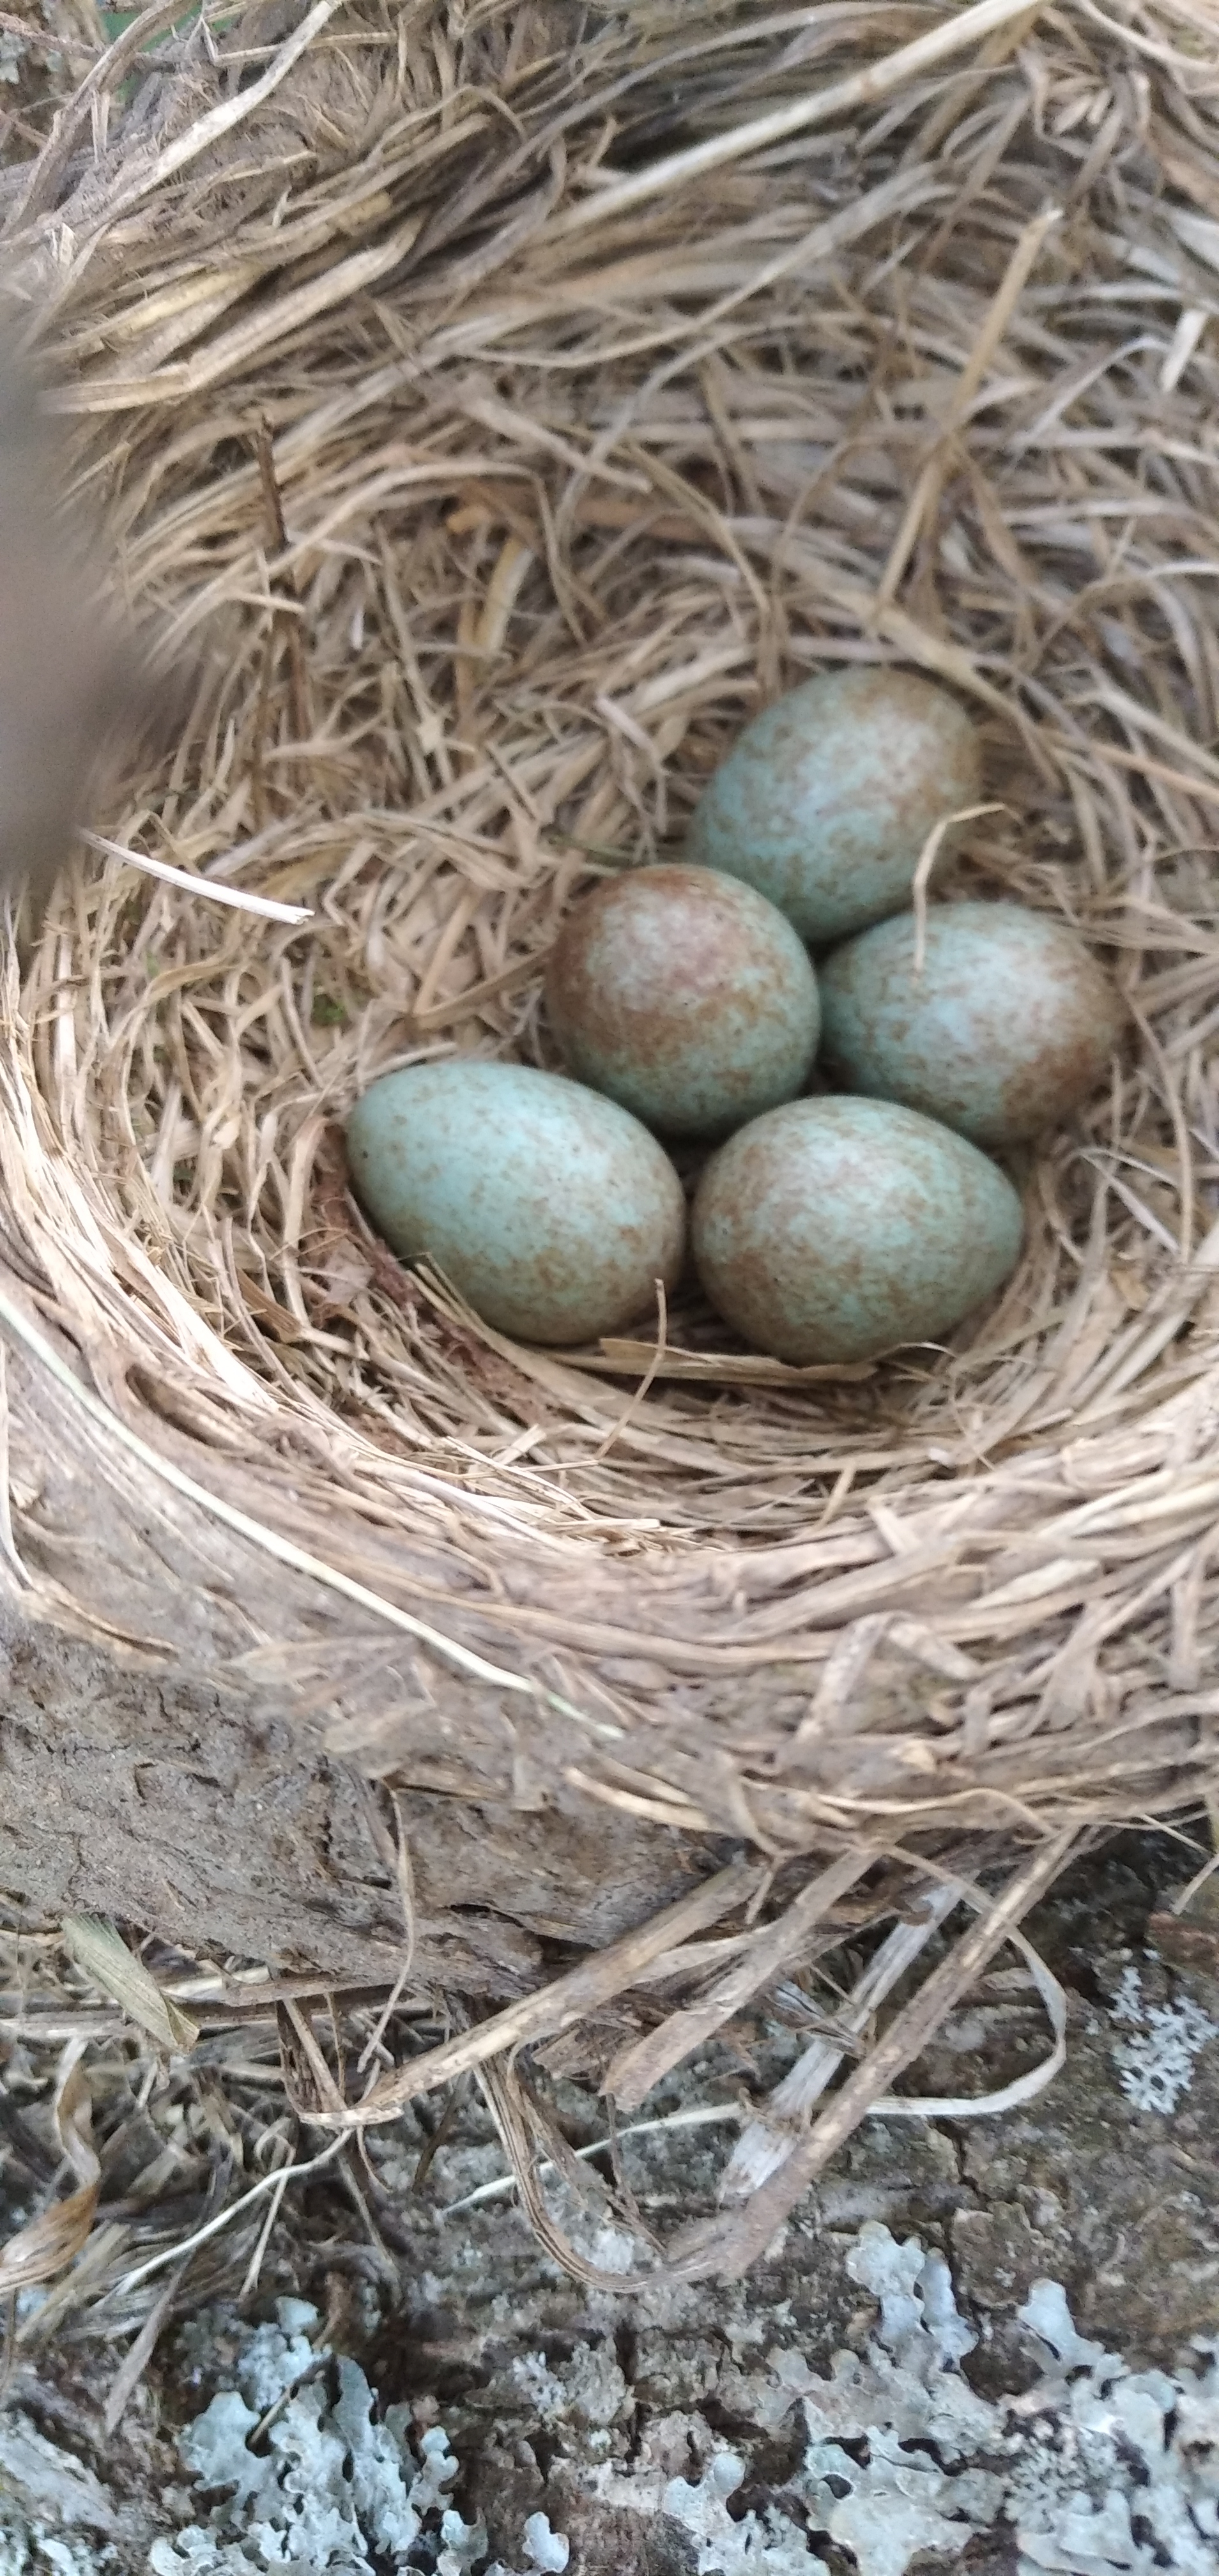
xmin=551 ymin=0 xmax=1048 ymax=237
xmin=910 ymin=805 xmax=1008 ymax=971
xmin=82 ymin=832 xmax=313 ymax=924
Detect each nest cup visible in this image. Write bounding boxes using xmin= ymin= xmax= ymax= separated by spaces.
xmin=1 ymin=0 xmax=1217 ymax=2280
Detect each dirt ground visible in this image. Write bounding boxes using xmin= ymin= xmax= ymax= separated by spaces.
xmin=3 ymin=1827 xmax=1217 ymax=2571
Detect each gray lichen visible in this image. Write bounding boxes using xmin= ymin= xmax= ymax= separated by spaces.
xmin=585 ymin=2225 xmax=1219 ymax=2573
xmin=1108 ymin=1965 xmax=1218 ymax=2116
xmin=6 ymin=2228 xmax=1218 ymax=2575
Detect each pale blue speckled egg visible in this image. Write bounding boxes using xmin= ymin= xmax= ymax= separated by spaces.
xmin=545 ymin=864 xmax=820 ymax=1140
xmin=819 ymin=903 xmax=1124 ymax=1146
xmin=346 ymin=1061 xmax=686 ymax=1346
xmin=687 ymin=668 xmax=981 ymax=944
xmin=692 ymin=1095 xmax=1022 ymax=1364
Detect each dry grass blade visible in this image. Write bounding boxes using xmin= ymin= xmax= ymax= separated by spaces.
xmin=105 ymin=2138 xmax=346 ymax=2304
xmin=62 ymin=1915 xmax=199 ymax=2053
xmin=102 ymin=2260 xmax=188 ymax=2437
xmin=475 ymin=2058 xmax=660 ymax=2292
xmin=551 ymin=0 xmax=1050 ymax=236
xmin=81 ymin=833 xmax=314 ymax=925
xmin=444 ymin=2103 xmax=748 ymax=2216
xmin=722 ymin=1879 xmax=968 ymax=2202
xmin=0 ymin=2047 xmax=99 ymax=2296
xmin=871 ymin=1918 xmax=1068 ymax=2120
xmin=0 ymin=2185 xmax=99 ymax=2299
xmin=316 ymin=1860 xmax=762 ymax=2130
xmin=674 ymin=1830 xmax=1078 ymax=2279
xmin=603 ymin=1848 xmax=872 ymax=2112
xmin=0 ymin=1279 xmax=596 ymax=1712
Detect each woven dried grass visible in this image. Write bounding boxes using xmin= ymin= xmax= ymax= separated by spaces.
xmin=0 ymin=0 xmax=1217 ymax=2280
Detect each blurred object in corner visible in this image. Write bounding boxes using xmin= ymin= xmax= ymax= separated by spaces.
xmin=0 ymin=327 xmax=174 ymax=928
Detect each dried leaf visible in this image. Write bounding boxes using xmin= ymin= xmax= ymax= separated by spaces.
xmin=0 ymin=2050 xmax=100 ymax=2296
xmin=54 ymin=2051 xmax=101 ymax=2191
xmin=0 ymin=2181 xmax=98 ymax=2297
xmin=62 ymin=1916 xmax=199 ymax=2053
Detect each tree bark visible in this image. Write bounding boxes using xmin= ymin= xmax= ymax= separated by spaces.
xmin=0 ymin=1597 xmax=698 ymax=1993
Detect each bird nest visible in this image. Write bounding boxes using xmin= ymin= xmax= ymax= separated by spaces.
xmin=0 ymin=0 xmax=1217 ymax=2280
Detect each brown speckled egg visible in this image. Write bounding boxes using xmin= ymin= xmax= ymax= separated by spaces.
xmin=346 ymin=1061 xmax=685 ymax=1346
xmin=818 ymin=903 xmax=1124 ymax=1146
xmin=686 ymin=667 xmax=981 ymax=944
xmin=692 ymin=1094 xmax=1023 ymax=1364
xmin=545 ymin=864 xmax=820 ymax=1140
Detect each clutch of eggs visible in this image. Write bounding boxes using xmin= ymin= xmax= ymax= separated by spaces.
xmin=344 ymin=666 xmax=1124 ymax=1364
